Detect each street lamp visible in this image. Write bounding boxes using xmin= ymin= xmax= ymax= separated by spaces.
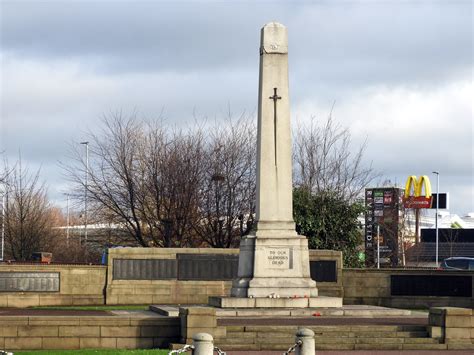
xmin=80 ymin=142 xmax=89 ymax=243
xmin=1 ymin=190 xmax=5 ymax=262
xmin=65 ymin=193 xmax=70 ymax=246
xmin=432 ymin=171 xmax=440 ymax=266
xmin=0 ymin=181 xmax=9 ymax=262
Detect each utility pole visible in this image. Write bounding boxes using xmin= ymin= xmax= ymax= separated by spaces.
xmin=1 ymin=192 xmax=5 ymax=262
xmin=66 ymin=193 xmax=70 ymax=246
xmin=80 ymin=142 xmax=89 ymax=243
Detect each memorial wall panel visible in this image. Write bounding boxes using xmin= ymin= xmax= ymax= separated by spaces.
xmin=113 ymin=259 xmax=177 ymax=280
xmin=0 ymin=272 xmax=59 ymax=292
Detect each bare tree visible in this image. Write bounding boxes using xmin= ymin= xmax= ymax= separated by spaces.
xmin=64 ymin=113 xmax=150 ymax=246
xmin=194 ymin=116 xmax=257 ymax=247
xmin=294 ymin=114 xmax=378 ymax=201
xmin=443 ymin=227 xmax=460 ymax=258
xmin=2 ymin=159 xmax=57 ymax=261
xmin=140 ymin=123 xmax=205 ymax=247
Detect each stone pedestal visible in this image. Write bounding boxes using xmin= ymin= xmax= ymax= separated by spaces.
xmin=231 ymin=233 xmax=317 ymax=298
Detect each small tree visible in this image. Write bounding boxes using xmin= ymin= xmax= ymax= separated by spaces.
xmin=294 ymin=115 xmax=378 ymax=201
xmin=293 ymin=187 xmax=364 ymax=267
xmin=193 ymin=117 xmax=257 ymax=248
xmin=141 ymin=124 xmax=205 ymax=247
xmin=2 ymin=159 xmax=57 ymax=261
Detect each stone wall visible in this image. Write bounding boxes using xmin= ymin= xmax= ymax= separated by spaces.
xmin=0 ymin=313 xmax=179 ymax=350
xmin=0 ymin=264 xmax=106 ymax=307
xmin=106 ymin=248 xmax=236 ymax=305
xmin=106 ymin=248 xmax=343 ymax=304
xmin=343 ymin=269 xmax=474 ymax=309
xmin=428 ymin=307 xmax=474 ymax=348
xmin=2 ymin=253 xmax=472 ymax=309
xmin=309 ymin=249 xmax=343 ymax=297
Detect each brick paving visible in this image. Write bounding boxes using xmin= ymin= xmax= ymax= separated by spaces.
xmin=228 ymin=351 xmax=473 ymax=355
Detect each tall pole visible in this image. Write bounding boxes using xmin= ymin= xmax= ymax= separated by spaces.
xmin=66 ymin=193 xmax=70 ymax=246
xmin=433 ymin=171 xmax=440 ymax=266
xmin=1 ymin=192 xmax=5 ymax=262
xmin=81 ymin=142 xmax=89 ymax=243
xmin=377 ymin=224 xmax=380 ymax=269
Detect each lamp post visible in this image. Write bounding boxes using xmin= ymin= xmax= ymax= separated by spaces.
xmin=1 ymin=191 xmax=5 ymax=262
xmin=65 ymin=193 xmax=70 ymax=246
xmin=432 ymin=171 xmax=440 ymax=266
xmin=80 ymin=142 xmax=89 ymax=243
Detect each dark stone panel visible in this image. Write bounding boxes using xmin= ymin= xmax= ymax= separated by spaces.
xmin=310 ymin=260 xmax=337 ymax=282
xmin=0 ymin=272 xmax=59 ymax=292
xmin=177 ymin=254 xmax=239 ymax=281
xmin=112 ymin=259 xmax=177 ymax=280
xmin=391 ymin=275 xmax=472 ymax=297
xmin=421 ymin=228 xmax=474 ymax=243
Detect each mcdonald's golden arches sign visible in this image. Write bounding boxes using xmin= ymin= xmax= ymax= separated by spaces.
xmin=403 ymin=175 xmax=433 ymax=208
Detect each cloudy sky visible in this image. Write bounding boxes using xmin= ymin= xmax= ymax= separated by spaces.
xmin=1 ymin=0 xmax=472 ymax=215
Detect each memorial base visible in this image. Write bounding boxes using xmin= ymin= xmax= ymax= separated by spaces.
xmin=230 ymin=228 xmax=319 ymax=298
xmin=209 ymin=296 xmax=343 ymax=308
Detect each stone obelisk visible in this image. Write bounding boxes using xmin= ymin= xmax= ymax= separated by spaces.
xmin=231 ymin=22 xmax=318 ymax=298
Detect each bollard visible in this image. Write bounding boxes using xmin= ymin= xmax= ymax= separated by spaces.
xmin=295 ymin=328 xmax=315 ymax=355
xmin=192 ymin=332 xmax=214 ymax=355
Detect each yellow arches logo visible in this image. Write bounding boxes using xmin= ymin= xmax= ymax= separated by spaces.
xmin=403 ymin=175 xmax=433 ymax=208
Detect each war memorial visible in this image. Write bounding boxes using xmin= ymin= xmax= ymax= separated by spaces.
xmin=0 ymin=22 xmax=473 ymax=353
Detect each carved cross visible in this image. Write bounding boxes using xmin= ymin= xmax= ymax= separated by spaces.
xmin=269 ymin=87 xmax=281 ymax=165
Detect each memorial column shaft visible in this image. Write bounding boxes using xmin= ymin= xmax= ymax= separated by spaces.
xmin=256 ymin=23 xmax=294 ymax=225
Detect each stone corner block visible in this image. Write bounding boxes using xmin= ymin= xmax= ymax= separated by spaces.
xmin=431 ymin=307 xmax=472 ymax=316
xmin=445 ymin=327 xmax=471 ymax=340
xmin=428 ymin=326 xmax=444 ymax=339
xmin=444 ymin=307 xmax=473 ymax=316
xmin=445 ymin=315 xmax=472 ymax=328
xmin=183 ymin=306 xmax=216 ymax=316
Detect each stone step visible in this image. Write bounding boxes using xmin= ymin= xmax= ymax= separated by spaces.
xmin=217 ymin=336 xmax=438 ymax=346
xmin=213 ymin=342 xmax=450 ymax=351
xmin=149 ymin=305 xmax=179 ymax=317
xmin=215 ymin=306 xmax=415 ymax=317
xmin=151 ymin=305 xmax=422 ymax=318
xmin=226 ymin=330 xmax=429 ymax=339
xmin=238 ymin=324 xmax=426 ymax=333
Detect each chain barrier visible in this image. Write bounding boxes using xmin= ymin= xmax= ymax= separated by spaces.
xmin=214 ymin=346 xmax=227 ymax=355
xmin=168 ymin=344 xmax=194 ymax=354
xmin=283 ymin=339 xmax=302 ymax=354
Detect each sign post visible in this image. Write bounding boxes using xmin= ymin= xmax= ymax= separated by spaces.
xmin=377 ymin=224 xmax=380 ymax=269
xmin=365 ymin=188 xmax=402 ymax=267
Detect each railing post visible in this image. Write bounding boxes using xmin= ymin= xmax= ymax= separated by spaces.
xmin=295 ymin=328 xmax=315 ymax=355
xmin=192 ymin=332 xmax=214 ymax=355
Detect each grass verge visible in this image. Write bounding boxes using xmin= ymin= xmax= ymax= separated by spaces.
xmin=15 ymin=350 xmax=168 ymax=355
xmin=30 ymin=305 xmax=149 ymax=311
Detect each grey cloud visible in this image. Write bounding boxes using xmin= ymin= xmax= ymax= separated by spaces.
xmin=2 ymin=1 xmax=471 ymax=86
xmin=1 ymin=1 xmax=472 ymax=214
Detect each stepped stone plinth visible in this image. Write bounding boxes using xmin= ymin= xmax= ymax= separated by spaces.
xmin=209 ymin=296 xmax=342 ymax=309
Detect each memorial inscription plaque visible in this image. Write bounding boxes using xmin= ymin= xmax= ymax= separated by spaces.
xmin=264 ymin=247 xmax=293 ymax=269
xmin=0 ymin=272 xmax=59 ymax=292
